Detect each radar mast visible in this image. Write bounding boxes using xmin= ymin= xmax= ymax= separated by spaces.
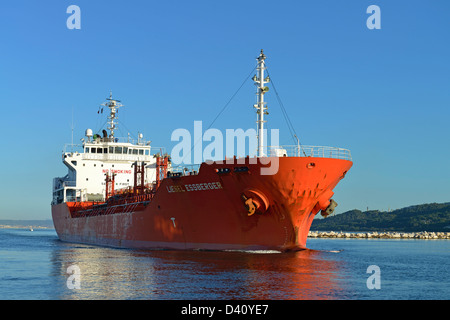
xmin=101 ymin=92 xmax=123 ymax=139
xmin=252 ymin=50 xmax=270 ymax=157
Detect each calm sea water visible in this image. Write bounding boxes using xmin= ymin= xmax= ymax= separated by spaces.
xmin=0 ymin=228 xmax=449 ymax=300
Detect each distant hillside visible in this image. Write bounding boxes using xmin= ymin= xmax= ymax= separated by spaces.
xmin=0 ymin=219 xmax=54 ymax=229
xmin=311 ymin=202 xmax=450 ymax=232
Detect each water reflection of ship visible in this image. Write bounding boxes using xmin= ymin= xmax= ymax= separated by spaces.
xmin=50 ymin=245 xmax=348 ymax=299
xmin=219 ymin=250 xmax=347 ymax=300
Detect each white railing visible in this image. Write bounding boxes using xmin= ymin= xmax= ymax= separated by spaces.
xmin=94 ymin=135 xmax=152 ymax=146
xmin=82 ymin=153 xmax=153 ymax=162
xmin=267 ymin=145 xmax=352 ymax=161
xmin=53 ymin=178 xmax=76 ymax=190
xmin=62 ymin=181 xmax=76 ymax=187
xmin=169 ymin=164 xmax=201 ymax=175
xmin=63 ymin=144 xmax=84 ymax=153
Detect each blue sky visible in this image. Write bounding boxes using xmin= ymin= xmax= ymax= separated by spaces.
xmin=0 ymin=0 xmax=449 ymax=219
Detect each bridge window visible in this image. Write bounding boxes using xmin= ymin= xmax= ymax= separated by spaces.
xmin=115 ymin=146 xmax=122 ymax=154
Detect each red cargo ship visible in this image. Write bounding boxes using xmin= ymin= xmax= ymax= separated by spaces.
xmin=51 ymin=51 xmax=352 ymax=251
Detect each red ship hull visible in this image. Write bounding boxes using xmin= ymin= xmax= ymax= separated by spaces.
xmin=52 ymin=157 xmax=352 ymax=251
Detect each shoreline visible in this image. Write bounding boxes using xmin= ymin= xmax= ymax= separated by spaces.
xmin=0 ymin=225 xmax=54 ymax=230
xmin=308 ymin=231 xmax=450 ymax=239
xmin=1 ymin=225 xmax=449 ymax=239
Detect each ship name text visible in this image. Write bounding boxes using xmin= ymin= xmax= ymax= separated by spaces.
xmin=167 ymin=182 xmax=223 ymax=193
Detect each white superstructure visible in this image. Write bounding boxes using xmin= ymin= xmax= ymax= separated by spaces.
xmin=52 ymin=94 xmax=160 ymax=204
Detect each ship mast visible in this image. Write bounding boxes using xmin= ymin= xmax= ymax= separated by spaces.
xmin=253 ymin=50 xmax=269 ymax=157
xmin=101 ymin=92 xmax=123 ymax=139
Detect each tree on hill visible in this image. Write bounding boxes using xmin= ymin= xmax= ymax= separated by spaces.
xmin=310 ymin=202 xmax=450 ymax=232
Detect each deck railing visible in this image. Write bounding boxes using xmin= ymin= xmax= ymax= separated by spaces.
xmin=267 ymin=145 xmax=352 ymax=161
xmin=82 ymin=153 xmax=153 ymax=162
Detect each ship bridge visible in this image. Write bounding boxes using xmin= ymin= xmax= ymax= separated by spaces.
xmin=52 ymin=94 xmax=166 ymax=205
xmin=82 ymin=137 xmax=152 ymax=162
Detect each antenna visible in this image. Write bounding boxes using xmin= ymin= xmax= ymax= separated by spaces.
xmin=71 ymin=107 xmax=75 ymax=152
